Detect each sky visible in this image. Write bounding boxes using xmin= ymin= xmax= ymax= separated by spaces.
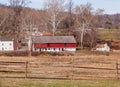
xmin=0 ymin=0 xmax=120 ymax=14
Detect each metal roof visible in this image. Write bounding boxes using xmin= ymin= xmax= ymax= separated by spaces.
xmin=0 ymin=37 xmax=13 ymax=41
xmin=32 ymin=36 xmax=76 ymax=44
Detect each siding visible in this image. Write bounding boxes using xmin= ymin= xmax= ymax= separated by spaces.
xmin=34 ymin=44 xmax=48 ymax=48
xmin=14 ymin=42 xmax=18 ymax=51
xmin=49 ymin=44 xmax=65 ymax=48
xmin=0 ymin=41 xmax=14 ymax=51
xmin=33 ymin=43 xmax=77 ymax=48
xmin=66 ymin=43 xmax=76 ymax=47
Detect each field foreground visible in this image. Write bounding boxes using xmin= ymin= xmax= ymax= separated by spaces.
xmin=0 ymin=78 xmax=120 ymax=87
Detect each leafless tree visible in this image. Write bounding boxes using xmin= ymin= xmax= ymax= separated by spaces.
xmin=95 ymin=8 xmax=104 ymax=27
xmin=0 ymin=11 xmax=8 ymax=27
xmin=0 ymin=6 xmax=14 ymax=37
xmin=8 ymin=0 xmax=31 ymax=45
xmin=75 ymin=3 xmax=101 ymax=49
xmin=43 ymin=0 xmax=66 ymax=36
xmin=75 ymin=3 xmax=104 ymax=49
xmin=75 ymin=3 xmax=94 ymax=49
xmin=67 ymin=0 xmax=74 ymax=28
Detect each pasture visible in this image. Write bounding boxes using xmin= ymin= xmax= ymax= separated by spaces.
xmin=0 ymin=78 xmax=120 ymax=87
xmin=98 ymin=29 xmax=119 ymax=40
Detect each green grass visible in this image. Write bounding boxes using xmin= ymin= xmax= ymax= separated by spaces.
xmin=0 ymin=78 xmax=120 ymax=87
xmin=98 ymin=29 xmax=119 ymax=40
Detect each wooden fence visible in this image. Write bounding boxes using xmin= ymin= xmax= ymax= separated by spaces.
xmin=0 ymin=60 xmax=120 ymax=80
xmin=0 ymin=61 xmax=27 ymax=78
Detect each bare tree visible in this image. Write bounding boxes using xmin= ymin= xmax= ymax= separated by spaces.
xmin=0 ymin=11 xmax=9 ymax=27
xmin=93 ymin=8 xmax=104 ymax=28
xmin=8 ymin=0 xmax=31 ymax=46
xmin=75 ymin=3 xmax=94 ymax=49
xmin=0 ymin=7 xmax=11 ymax=36
xmin=67 ymin=0 xmax=74 ymax=28
xmin=43 ymin=0 xmax=66 ymax=36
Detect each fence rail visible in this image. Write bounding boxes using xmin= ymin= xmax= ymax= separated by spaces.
xmin=0 ymin=60 xmax=119 ymax=80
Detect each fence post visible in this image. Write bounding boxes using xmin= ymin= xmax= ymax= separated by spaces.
xmin=116 ymin=62 xmax=119 ymax=80
xmin=71 ymin=57 xmax=74 ymax=87
xmin=25 ymin=61 xmax=28 ymax=79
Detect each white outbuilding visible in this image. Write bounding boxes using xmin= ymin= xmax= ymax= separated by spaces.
xmin=0 ymin=38 xmax=18 ymax=51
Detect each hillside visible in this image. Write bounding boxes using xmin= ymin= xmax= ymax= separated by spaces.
xmin=0 ymin=4 xmax=120 ymax=33
xmin=97 ymin=14 xmax=120 ymax=29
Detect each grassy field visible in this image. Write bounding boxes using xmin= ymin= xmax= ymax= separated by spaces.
xmin=98 ymin=29 xmax=119 ymax=40
xmin=0 ymin=78 xmax=120 ymax=87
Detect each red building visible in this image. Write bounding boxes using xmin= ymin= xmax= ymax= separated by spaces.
xmin=32 ymin=36 xmax=77 ymax=52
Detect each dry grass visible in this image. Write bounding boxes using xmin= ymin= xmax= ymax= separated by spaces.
xmin=0 ymin=52 xmax=119 ymax=62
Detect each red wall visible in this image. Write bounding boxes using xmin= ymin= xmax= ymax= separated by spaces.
xmin=14 ymin=42 xmax=18 ymax=51
xmin=34 ymin=44 xmax=48 ymax=48
xmin=34 ymin=43 xmax=76 ymax=48
xmin=49 ymin=44 xmax=64 ymax=47
xmin=66 ymin=43 xmax=76 ymax=47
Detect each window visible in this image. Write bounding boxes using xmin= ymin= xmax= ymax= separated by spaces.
xmin=9 ymin=43 xmax=12 ymax=46
xmin=2 ymin=43 xmax=4 ymax=46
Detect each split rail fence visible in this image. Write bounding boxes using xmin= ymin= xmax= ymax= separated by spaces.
xmin=0 ymin=60 xmax=120 ymax=80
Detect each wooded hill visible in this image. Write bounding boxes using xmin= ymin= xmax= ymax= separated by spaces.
xmin=97 ymin=14 xmax=120 ymax=29
xmin=0 ymin=3 xmax=120 ymax=34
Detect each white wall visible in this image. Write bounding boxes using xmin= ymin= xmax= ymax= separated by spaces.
xmin=96 ymin=43 xmax=110 ymax=52
xmin=64 ymin=48 xmax=76 ymax=51
xmin=0 ymin=41 xmax=14 ymax=51
xmin=33 ymin=48 xmax=76 ymax=52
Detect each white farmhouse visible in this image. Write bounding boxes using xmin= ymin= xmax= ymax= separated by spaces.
xmin=0 ymin=38 xmax=18 ymax=51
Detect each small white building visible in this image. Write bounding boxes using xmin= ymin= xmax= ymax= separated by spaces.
xmin=92 ymin=43 xmax=110 ymax=56
xmin=96 ymin=43 xmax=110 ymax=52
xmin=0 ymin=38 xmax=18 ymax=51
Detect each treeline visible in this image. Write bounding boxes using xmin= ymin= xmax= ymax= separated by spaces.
xmin=97 ymin=14 xmax=120 ymax=29
xmin=0 ymin=1 xmax=119 ymax=34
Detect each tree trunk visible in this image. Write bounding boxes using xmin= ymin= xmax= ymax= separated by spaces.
xmin=81 ymin=23 xmax=85 ymax=49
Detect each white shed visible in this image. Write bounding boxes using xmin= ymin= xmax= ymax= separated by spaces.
xmin=0 ymin=38 xmax=18 ymax=51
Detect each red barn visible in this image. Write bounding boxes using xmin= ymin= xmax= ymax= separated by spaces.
xmin=32 ymin=36 xmax=77 ymax=52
